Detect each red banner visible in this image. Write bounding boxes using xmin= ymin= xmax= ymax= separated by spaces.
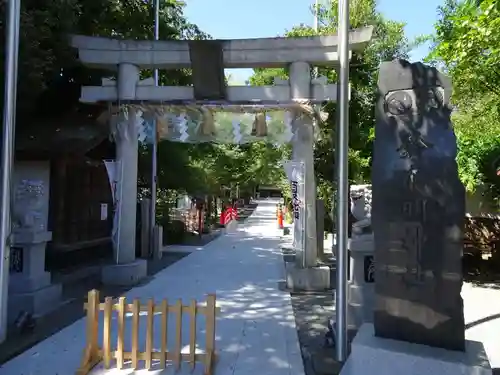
xmin=220 ymin=207 xmax=238 ymax=225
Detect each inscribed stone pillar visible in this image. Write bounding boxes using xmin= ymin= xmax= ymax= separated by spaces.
xmin=290 ymin=62 xmax=318 ymax=268
xmin=372 ymin=59 xmax=465 ymax=351
xmin=8 ymin=162 xmax=61 ymax=323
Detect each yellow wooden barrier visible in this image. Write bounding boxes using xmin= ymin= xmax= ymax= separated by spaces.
xmin=77 ymin=290 xmax=220 ymax=375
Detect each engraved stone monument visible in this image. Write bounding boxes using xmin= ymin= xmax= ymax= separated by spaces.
xmin=372 ymin=60 xmax=465 ymax=351
xmin=340 ymin=60 xmax=491 ymax=375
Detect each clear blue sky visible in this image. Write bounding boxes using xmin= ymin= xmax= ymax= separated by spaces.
xmin=184 ymin=0 xmax=443 ymax=83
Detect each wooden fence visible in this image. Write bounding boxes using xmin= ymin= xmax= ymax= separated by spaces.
xmin=77 ymin=290 xmax=220 ymax=375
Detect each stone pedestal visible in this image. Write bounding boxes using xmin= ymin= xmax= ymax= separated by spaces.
xmin=8 ymin=231 xmax=62 ymax=324
xmin=101 ymin=259 xmax=147 ymax=286
xmin=224 ymin=219 xmax=238 ymax=234
xmin=285 ymin=262 xmax=331 ymax=291
xmin=326 ymin=237 xmax=374 ymax=344
xmin=347 ymin=237 xmax=375 ymax=328
xmin=340 ymin=324 xmax=492 ymax=375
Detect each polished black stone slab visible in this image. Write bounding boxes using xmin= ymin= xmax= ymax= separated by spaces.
xmin=372 ymin=59 xmax=465 ymax=351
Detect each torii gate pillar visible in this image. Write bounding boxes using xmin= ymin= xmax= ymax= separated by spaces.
xmin=290 ymin=62 xmax=318 ymax=268
xmin=100 ymin=63 xmax=148 ymax=286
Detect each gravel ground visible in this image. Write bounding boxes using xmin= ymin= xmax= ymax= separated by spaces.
xmin=290 ymin=291 xmax=343 ymax=375
xmin=285 ymin=247 xmax=500 ymax=375
xmin=281 ymin=243 xmax=344 ymax=375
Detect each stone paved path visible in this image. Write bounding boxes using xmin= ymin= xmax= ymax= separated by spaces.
xmin=0 ymin=199 xmax=304 ymax=375
xmin=2 ymin=200 xmax=498 ymax=375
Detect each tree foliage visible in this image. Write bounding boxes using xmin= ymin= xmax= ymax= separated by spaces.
xmin=0 ymin=0 xmax=207 ymax=121
xmin=0 ymin=0 xmax=291 ymax=206
xmin=249 ymin=0 xmax=500 ymax=210
xmin=0 ymin=1 xmax=216 ymax=203
xmin=428 ymin=0 xmax=500 ymax=201
xmin=250 ymin=0 xmax=417 ymax=212
xmin=428 ymin=0 xmax=500 ymax=99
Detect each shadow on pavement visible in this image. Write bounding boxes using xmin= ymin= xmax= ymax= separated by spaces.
xmin=0 ymin=203 xmax=260 ymax=366
xmin=0 ymin=252 xmax=188 ymax=365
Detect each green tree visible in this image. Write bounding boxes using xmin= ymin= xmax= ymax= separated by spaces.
xmin=428 ymin=0 xmax=500 ymax=100
xmin=0 ymin=0 xmax=211 ymax=200
xmin=0 ymin=0 xmax=208 ymax=120
xmin=188 ymin=142 xmax=287 ymax=198
xmin=428 ymin=0 xmax=500 ymax=201
xmin=249 ymin=0 xmax=419 ymax=213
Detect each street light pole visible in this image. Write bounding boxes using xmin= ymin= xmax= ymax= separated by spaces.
xmin=150 ymin=0 xmax=159 ymax=255
xmin=335 ymin=0 xmax=350 ymax=362
xmin=0 ymin=0 xmax=22 ymax=343
xmin=314 ymin=0 xmax=319 ymax=32
xmin=153 ymin=0 xmax=159 ymax=86
xmin=314 ymin=0 xmax=319 ymax=78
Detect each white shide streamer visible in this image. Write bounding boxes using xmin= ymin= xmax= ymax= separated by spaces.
xmin=232 ymin=119 xmax=242 ymax=144
xmin=176 ymin=112 xmax=189 ymax=142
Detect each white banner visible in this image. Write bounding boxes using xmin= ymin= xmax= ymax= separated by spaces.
xmin=103 ymin=160 xmax=121 ymax=254
xmin=283 ymin=161 xmax=305 ymax=264
xmin=103 ymin=160 xmax=120 ymax=204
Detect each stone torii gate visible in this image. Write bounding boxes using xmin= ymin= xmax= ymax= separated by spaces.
xmin=70 ymin=27 xmax=373 ymax=286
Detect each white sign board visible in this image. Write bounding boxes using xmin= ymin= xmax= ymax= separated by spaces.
xmin=100 ymin=203 xmax=108 ymax=221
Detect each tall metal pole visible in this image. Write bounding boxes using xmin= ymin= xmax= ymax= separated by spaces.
xmin=153 ymin=0 xmax=159 ymax=85
xmin=0 ymin=0 xmax=21 ymax=343
xmin=12 ymin=0 xmax=20 ymax=120
xmin=335 ymin=0 xmax=350 ymax=362
xmin=150 ymin=0 xmax=159 ymax=255
xmin=313 ymin=0 xmax=319 ymax=78
xmin=314 ymin=0 xmax=319 ymax=31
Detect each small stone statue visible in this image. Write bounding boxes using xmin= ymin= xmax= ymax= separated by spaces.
xmin=350 ymin=184 xmax=372 ymax=239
